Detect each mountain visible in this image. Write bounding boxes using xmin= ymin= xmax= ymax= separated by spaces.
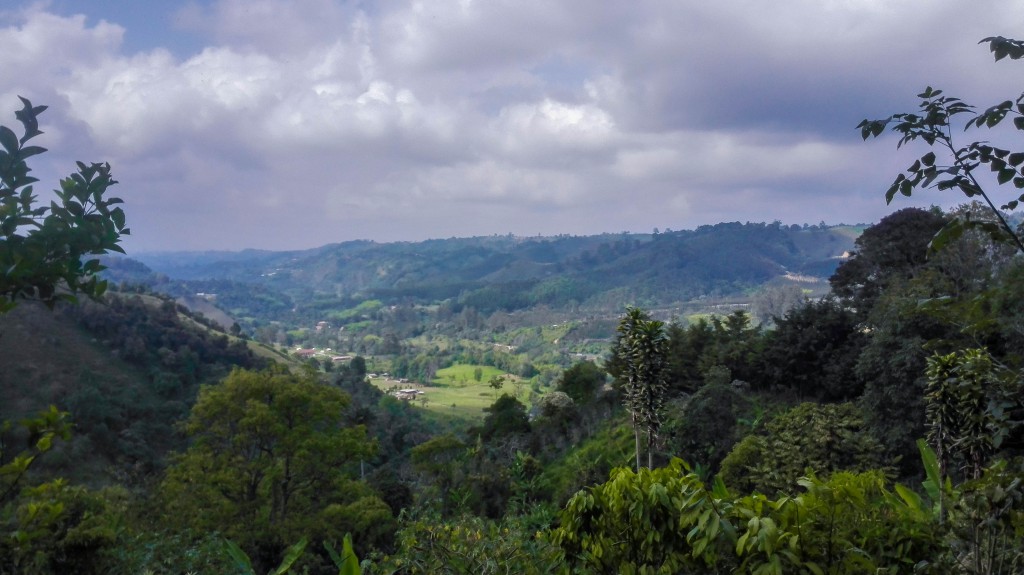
xmin=0 ymin=294 xmax=275 ymax=484
xmin=125 ymin=222 xmax=858 ymax=323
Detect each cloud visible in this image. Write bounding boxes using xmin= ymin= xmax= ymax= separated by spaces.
xmin=1 ymin=0 xmax=1020 ymax=250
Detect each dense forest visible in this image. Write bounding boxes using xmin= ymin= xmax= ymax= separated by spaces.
xmin=3 ymin=202 xmax=1024 ymax=574
xmin=117 ymin=220 xmax=856 ymax=326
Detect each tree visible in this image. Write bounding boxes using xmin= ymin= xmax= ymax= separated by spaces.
xmin=661 ymin=382 xmax=754 ymax=472
xmin=751 ymin=284 xmax=806 ymax=326
xmin=0 ymin=97 xmax=129 ymax=313
xmin=410 ymin=434 xmax=467 ymax=517
xmin=612 ymin=307 xmax=669 ymax=471
xmin=485 ymin=372 xmax=505 ymax=399
xmin=698 ymin=311 xmax=763 ymax=386
xmin=760 ymin=296 xmax=866 ymax=400
xmin=160 ymin=367 xmax=378 ymax=572
xmin=555 ymin=360 xmax=606 ymax=404
xmin=663 ymin=318 xmax=715 ymax=395
xmin=719 ymin=402 xmax=888 ymax=495
xmin=924 ymin=349 xmax=1020 ymax=483
xmin=829 ymin=207 xmax=946 ymax=314
xmin=478 ymin=394 xmax=530 ymax=442
xmin=857 ymin=37 xmax=1024 ymax=254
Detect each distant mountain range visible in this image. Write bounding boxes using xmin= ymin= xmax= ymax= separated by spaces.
xmin=105 ymin=222 xmax=859 ymax=324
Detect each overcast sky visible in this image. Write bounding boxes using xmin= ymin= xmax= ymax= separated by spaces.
xmin=2 ymin=1 xmax=1021 ymax=252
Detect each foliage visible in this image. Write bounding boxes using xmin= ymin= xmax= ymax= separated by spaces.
xmin=829 ymin=207 xmax=946 ymax=313
xmin=550 ymin=459 xmax=946 ymax=575
xmin=0 ymin=481 xmax=126 ymax=575
xmin=857 ymin=37 xmax=1024 ymax=254
xmin=55 ymin=293 xmax=266 ymax=477
xmin=324 ymin=533 xmax=362 ymax=575
xmin=760 ymin=296 xmax=866 ymax=400
xmin=535 ymin=418 xmax=635 ymax=506
xmin=0 ymin=411 xmax=135 ymax=575
xmin=925 ymin=349 xmax=1021 ymax=482
xmin=96 ymin=528 xmax=236 ymax=575
xmin=661 ymin=383 xmax=754 ymax=473
xmin=612 ymin=308 xmax=669 ymax=471
xmin=662 ymin=319 xmax=715 ymax=395
xmin=0 ymin=97 xmax=129 ymax=313
xmin=719 ymin=402 xmax=889 ymax=495
xmin=699 ymin=311 xmax=764 ymax=386
xmin=476 ymin=394 xmax=530 ymax=442
xmin=410 ymin=434 xmax=468 ymax=517
xmin=549 ymin=459 xmax=733 ymax=574
xmin=224 ymin=537 xmax=308 ymax=575
xmin=556 ymin=360 xmax=606 ymax=404
xmin=160 ymin=367 xmax=381 ymax=573
xmin=373 ymin=510 xmax=562 ymax=575
xmin=940 ymin=457 xmax=1024 ymax=574
xmin=0 ymin=406 xmax=70 ymax=507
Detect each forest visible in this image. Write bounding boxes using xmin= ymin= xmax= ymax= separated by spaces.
xmin=3 ymin=38 xmax=1024 ymax=575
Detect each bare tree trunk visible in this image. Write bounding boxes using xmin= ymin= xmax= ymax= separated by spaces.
xmin=632 ymin=411 xmax=642 ymax=472
xmin=647 ymin=430 xmax=655 ymax=470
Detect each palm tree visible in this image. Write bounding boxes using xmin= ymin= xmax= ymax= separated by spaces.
xmin=615 ymin=307 xmax=669 ymax=471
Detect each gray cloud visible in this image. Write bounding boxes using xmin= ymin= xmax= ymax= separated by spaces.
xmin=1 ymin=0 xmax=1019 ymax=251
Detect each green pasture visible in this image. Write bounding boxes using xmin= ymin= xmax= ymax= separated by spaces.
xmin=686 ymin=313 xmax=715 ymax=325
xmin=370 ymin=363 xmax=533 ymax=422
xmin=433 ymin=364 xmax=507 ymax=386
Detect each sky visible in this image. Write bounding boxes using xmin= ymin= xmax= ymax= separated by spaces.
xmin=2 ymin=1 xmax=1022 ymax=252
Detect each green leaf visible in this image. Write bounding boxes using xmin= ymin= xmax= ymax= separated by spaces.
xmin=929 ymin=219 xmax=964 ymax=253
xmin=893 ymin=483 xmax=923 ymax=511
xmin=324 ymin=541 xmax=343 ymax=568
xmin=111 ymin=207 xmax=126 ymax=230
xmin=0 ymin=126 xmax=19 ymax=154
xmin=917 ymin=440 xmax=941 ymax=503
xmin=998 ymin=168 xmax=1016 ymax=185
xmin=18 ymin=145 xmax=46 ymax=160
xmin=885 ymin=175 xmax=906 ymax=204
xmin=336 ymin=533 xmax=361 ymax=575
xmin=805 ymin=561 xmax=825 ymax=575
xmin=223 ymin=539 xmax=255 ymax=575
xmin=272 ymin=537 xmax=308 ymax=575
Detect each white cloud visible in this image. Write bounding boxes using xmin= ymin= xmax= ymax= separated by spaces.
xmin=1 ymin=0 xmax=1020 ymax=250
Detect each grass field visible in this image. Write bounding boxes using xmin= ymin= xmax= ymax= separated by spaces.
xmin=370 ymin=363 xmax=532 ymax=422
xmin=433 ymin=364 xmax=507 ymax=386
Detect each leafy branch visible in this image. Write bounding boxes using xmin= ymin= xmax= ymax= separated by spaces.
xmin=857 ymin=37 xmax=1024 ymax=255
xmin=0 ymin=97 xmax=130 ymax=312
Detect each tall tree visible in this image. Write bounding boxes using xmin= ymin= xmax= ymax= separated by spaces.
xmin=760 ymin=297 xmax=866 ymax=400
xmin=612 ymin=307 xmax=669 ymax=471
xmin=829 ymin=207 xmax=946 ymax=315
xmin=161 ymin=367 xmax=378 ymax=571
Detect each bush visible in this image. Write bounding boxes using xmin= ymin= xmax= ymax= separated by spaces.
xmin=719 ymin=402 xmax=888 ymax=494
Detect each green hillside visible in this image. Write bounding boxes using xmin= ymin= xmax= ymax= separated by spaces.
xmin=129 ymin=222 xmax=855 ymax=316
xmin=0 ymin=293 xmax=271 ymax=484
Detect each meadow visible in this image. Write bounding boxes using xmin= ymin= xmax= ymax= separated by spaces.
xmin=370 ymin=363 xmax=532 ymax=422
